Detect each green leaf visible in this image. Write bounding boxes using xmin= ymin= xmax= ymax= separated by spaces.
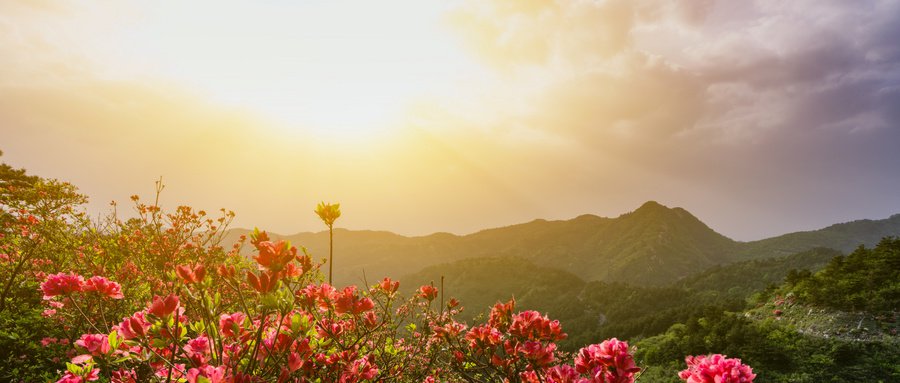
xmin=108 ymin=329 xmax=118 ymax=350
xmin=66 ymin=362 xmax=83 ymax=375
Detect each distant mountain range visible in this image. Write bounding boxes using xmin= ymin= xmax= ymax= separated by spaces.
xmin=222 ymin=201 xmax=900 ymax=287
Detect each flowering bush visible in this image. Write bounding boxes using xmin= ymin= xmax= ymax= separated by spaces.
xmin=0 ymin=173 xmax=757 ymax=383
xmin=41 ymin=229 xmax=756 ymax=383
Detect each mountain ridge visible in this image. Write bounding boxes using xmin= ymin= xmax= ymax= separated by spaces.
xmin=221 ymin=202 xmax=900 ymax=286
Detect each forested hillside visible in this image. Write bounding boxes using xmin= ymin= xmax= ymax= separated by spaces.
xmin=636 ymin=238 xmax=900 ymax=382
xmin=224 ymin=202 xmax=900 ymax=287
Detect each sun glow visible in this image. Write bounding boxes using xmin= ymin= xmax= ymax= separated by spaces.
xmin=74 ymin=1 xmax=478 ymax=139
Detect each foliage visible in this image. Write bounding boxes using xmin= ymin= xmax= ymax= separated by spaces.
xmin=636 ymin=310 xmax=900 ymax=382
xmin=786 ymin=237 xmax=900 ymax=312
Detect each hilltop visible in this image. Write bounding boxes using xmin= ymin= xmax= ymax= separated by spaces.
xmin=223 ymin=201 xmax=900 ymax=286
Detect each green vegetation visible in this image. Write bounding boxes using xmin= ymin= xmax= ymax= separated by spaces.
xmin=227 ymin=201 xmax=900 ymax=288
xmin=788 ymin=237 xmax=900 ymax=312
xmin=636 ymin=238 xmax=900 ymax=382
xmin=400 ymin=247 xmax=845 ymax=350
xmin=636 ymin=310 xmax=900 ymax=382
xmin=678 ymin=248 xmax=840 ymax=299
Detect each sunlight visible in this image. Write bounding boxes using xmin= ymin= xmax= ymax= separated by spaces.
xmin=111 ymin=0 xmax=476 ymax=140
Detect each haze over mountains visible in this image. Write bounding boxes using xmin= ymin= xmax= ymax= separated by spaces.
xmin=224 ymin=201 xmax=900 ymax=287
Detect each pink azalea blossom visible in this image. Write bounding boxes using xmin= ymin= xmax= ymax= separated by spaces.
xmin=41 ymin=272 xmax=84 ymax=300
xmin=114 ymin=311 xmax=151 ymax=340
xmin=219 ymin=312 xmax=246 ymax=338
xmin=678 ymin=354 xmax=756 ymax=383
xmin=75 ymin=334 xmax=110 ymax=356
xmin=575 ymin=338 xmax=640 ymax=383
xmin=417 ymin=285 xmax=438 ymax=301
xmin=187 ymin=365 xmax=226 ymax=383
xmin=545 ymin=365 xmax=581 ymax=383
xmin=83 ymin=276 xmax=124 ymax=299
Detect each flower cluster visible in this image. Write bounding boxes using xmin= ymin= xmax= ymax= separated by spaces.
xmin=678 ymin=354 xmax=756 ymax=383
xmin=434 ymin=299 xmax=642 ymax=383
xmin=41 ymin=273 xmax=123 ymax=300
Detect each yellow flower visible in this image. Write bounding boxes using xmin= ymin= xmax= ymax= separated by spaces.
xmin=315 ymin=202 xmax=341 ymax=227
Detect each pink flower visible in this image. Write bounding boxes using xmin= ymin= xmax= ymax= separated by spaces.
xmin=83 ymin=276 xmax=124 ymax=299
xmin=488 ymin=299 xmax=516 ymax=331
xmin=176 ymin=264 xmax=206 ymax=284
xmin=253 ymin=240 xmax=296 ymax=272
xmin=575 ymin=338 xmax=640 ymax=383
xmin=288 ymin=352 xmax=304 ymax=372
xmin=509 ymin=310 xmax=567 ymax=341
xmin=246 ymin=270 xmax=279 ymax=293
xmin=379 ymin=277 xmax=399 ymax=294
xmin=432 ymin=321 xmax=468 ymax=342
xmin=41 ymin=272 xmax=84 ymax=300
xmin=334 ymin=286 xmax=375 ymax=315
xmin=75 ymin=334 xmax=110 ymax=356
xmin=340 ymin=355 xmax=378 ymax=382
xmin=184 ymin=335 xmax=211 ymax=365
xmin=187 ymin=365 xmax=226 ymax=383
xmin=219 ymin=312 xmax=246 ymax=338
xmin=465 ymin=324 xmax=503 ymax=350
xmin=185 ymin=335 xmax=210 ymax=355
xmin=115 ymin=311 xmax=151 ymax=340
xmin=363 ymin=311 xmax=378 ymax=328
xmin=417 ymin=285 xmax=438 ymax=301
xmin=519 ymin=340 xmax=557 ymax=367
xmin=147 ymin=294 xmax=179 ymax=318
xmin=678 ymin=354 xmax=756 ymax=383
xmin=520 ymin=371 xmax=540 ymax=383
xmin=42 ymin=309 xmax=57 ymax=317
xmin=41 ymin=337 xmax=57 ymax=347
xmin=111 ymin=369 xmax=138 ymax=383
xmin=545 ymin=365 xmax=581 ymax=383
xmin=155 ymin=364 xmax=187 ymax=380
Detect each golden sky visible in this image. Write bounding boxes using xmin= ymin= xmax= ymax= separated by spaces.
xmin=3 ymin=0 xmax=900 ymax=240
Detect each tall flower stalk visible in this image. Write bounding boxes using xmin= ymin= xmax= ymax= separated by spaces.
xmin=315 ymin=202 xmax=341 ymax=285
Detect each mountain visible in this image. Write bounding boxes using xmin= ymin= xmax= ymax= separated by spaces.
xmin=678 ymin=247 xmax=841 ymax=298
xmin=738 ymin=213 xmax=900 ymax=258
xmin=222 ymin=202 xmax=900 ymax=287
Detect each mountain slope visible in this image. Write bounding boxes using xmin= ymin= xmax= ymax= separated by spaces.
xmin=401 ymin=257 xmax=587 ymax=323
xmin=221 ymin=202 xmax=900 ymax=287
xmin=737 ymin=214 xmax=900 ymax=258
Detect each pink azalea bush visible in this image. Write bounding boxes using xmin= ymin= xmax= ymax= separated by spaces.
xmin=22 ymin=205 xmax=756 ymax=383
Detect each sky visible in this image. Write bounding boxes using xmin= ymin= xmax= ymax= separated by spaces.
xmin=2 ymin=0 xmax=899 ymax=241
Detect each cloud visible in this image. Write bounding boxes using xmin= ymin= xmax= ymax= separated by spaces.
xmin=2 ymin=0 xmax=899 ymax=241
xmin=449 ymin=0 xmax=900 ymax=143
xmin=442 ymin=0 xmax=900 ymax=238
